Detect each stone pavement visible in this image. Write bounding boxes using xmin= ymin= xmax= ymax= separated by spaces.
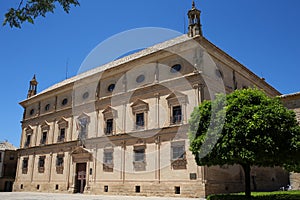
xmin=0 ymin=192 xmax=206 ymax=200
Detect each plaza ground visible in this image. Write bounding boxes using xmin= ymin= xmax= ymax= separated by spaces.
xmin=0 ymin=192 xmax=205 ymax=200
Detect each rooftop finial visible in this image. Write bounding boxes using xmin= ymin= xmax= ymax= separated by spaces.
xmin=188 ymin=0 xmax=202 ymax=37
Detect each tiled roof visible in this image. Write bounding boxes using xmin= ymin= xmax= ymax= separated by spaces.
xmin=280 ymin=92 xmax=300 ymax=98
xmin=0 ymin=141 xmax=17 ymax=151
xmin=24 ymin=35 xmax=191 ymax=100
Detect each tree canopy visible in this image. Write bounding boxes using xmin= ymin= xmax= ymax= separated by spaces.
xmin=189 ymin=88 xmax=300 ymax=197
xmin=3 ymin=0 xmax=80 ymax=28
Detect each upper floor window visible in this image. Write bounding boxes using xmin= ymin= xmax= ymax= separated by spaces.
xmin=131 ymin=99 xmax=149 ymax=131
xmin=102 ymin=106 xmax=117 ymax=136
xmin=62 ymin=98 xmax=68 ymax=106
xmin=58 ymin=128 xmax=65 ymax=142
xmin=166 ymin=92 xmax=187 ymax=125
xmin=0 ymin=153 xmax=2 ymax=163
xmin=172 ymin=106 xmax=182 ymax=124
xmin=41 ymin=131 xmax=47 ymax=145
xmin=40 ymin=121 xmax=50 ymax=145
xmin=170 ymin=64 xmax=182 ymax=73
xmin=136 ymin=113 xmax=145 ymax=130
xmin=44 ymin=104 xmax=50 ymax=111
xmin=105 ymin=119 xmax=113 ymax=135
xmin=107 ymin=84 xmax=115 ymax=92
xmin=57 ymin=118 xmax=68 ymax=143
xmin=25 ymin=134 xmax=31 ymax=148
xmin=38 ymin=156 xmax=45 ymax=173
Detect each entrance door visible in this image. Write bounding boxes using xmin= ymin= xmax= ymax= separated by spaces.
xmin=75 ymin=163 xmax=87 ymax=193
xmin=4 ymin=181 xmax=13 ymax=192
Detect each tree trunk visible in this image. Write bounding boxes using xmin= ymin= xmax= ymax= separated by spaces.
xmin=242 ymin=164 xmax=251 ymax=198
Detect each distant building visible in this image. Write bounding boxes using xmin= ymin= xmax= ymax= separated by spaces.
xmin=0 ymin=141 xmax=17 ymax=192
xmin=13 ymin=2 xmax=289 ymax=198
xmin=281 ymin=92 xmax=300 ymax=190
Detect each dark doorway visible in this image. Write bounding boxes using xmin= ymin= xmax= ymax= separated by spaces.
xmin=75 ymin=163 xmax=87 ymax=193
xmin=4 ymin=181 xmax=13 ymax=192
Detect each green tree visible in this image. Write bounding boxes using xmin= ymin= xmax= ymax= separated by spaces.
xmin=189 ymin=88 xmax=300 ymax=198
xmin=3 ymin=0 xmax=80 ymax=28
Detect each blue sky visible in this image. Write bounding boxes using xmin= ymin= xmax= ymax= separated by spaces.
xmin=0 ymin=0 xmax=300 ymax=147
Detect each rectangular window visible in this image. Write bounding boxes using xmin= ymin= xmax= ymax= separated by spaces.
xmin=103 ymin=150 xmax=113 ymax=172
xmin=172 ymin=146 xmax=185 ymax=160
xmin=56 ymin=156 xmax=64 ymax=167
xmin=41 ymin=131 xmax=47 ymax=145
xmin=172 ymin=106 xmax=182 ymax=124
xmin=58 ymin=128 xmax=65 ymax=142
xmin=0 ymin=153 xmax=2 ymax=163
xmin=171 ymin=142 xmax=187 ymax=170
xmin=134 ymin=148 xmax=145 ymax=162
xmin=136 ymin=113 xmax=144 ymax=129
xmin=104 ymin=151 xmax=113 ymax=164
xmin=56 ymin=154 xmax=64 ymax=174
xmin=25 ymin=135 xmax=31 ymax=147
xmin=22 ymin=158 xmax=28 ymax=174
xmin=38 ymin=156 xmax=45 ymax=173
xmin=105 ymin=119 xmax=113 ymax=135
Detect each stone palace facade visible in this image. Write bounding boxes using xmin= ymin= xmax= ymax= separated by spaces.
xmin=13 ymin=2 xmax=289 ymax=198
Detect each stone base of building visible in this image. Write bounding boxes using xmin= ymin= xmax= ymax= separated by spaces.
xmin=13 ymin=181 xmax=206 ymax=198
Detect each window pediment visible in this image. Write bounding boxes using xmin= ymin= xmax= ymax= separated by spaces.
xmin=25 ymin=126 xmax=33 ymax=134
xmin=131 ymin=99 xmax=149 ymax=113
xmin=57 ymin=117 xmax=68 ymax=128
xmin=102 ymin=106 xmax=117 ymax=119
xmin=166 ymin=91 xmax=187 ymax=106
xmin=40 ymin=121 xmax=50 ymax=131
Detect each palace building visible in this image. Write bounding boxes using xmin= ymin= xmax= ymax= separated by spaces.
xmin=13 ymin=2 xmax=289 ymax=198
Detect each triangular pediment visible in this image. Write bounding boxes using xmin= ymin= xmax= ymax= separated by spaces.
xmin=57 ymin=117 xmax=67 ymax=124
xmin=71 ymin=146 xmax=91 ymax=155
xmin=166 ymin=91 xmax=186 ymax=100
xmin=102 ymin=106 xmax=116 ymax=114
xmin=166 ymin=91 xmax=187 ymax=105
xmin=25 ymin=125 xmax=33 ymax=133
xmin=131 ymin=99 xmax=149 ymax=112
xmin=102 ymin=106 xmax=117 ymax=118
xmin=131 ymin=99 xmax=148 ymax=107
xmin=40 ymin=121 xmax=50 ymax=130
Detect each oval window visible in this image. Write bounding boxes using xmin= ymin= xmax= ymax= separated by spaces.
xmin=29 ymin=109 xmax=35 ymax=115
xmin=170 ymin=64 xmax=182 ymax=73
xmin=136 ymin=75 xmax=145 ymax=83
xmin=62 ymin=98 xmax=68 ymax=106
xmin=45 ymin=104 xmax=50 ymax=111
xmin=82 ymin=92 xmax=89 ymax=99
xmin=107 ymin=84 xmax=115 ymax=92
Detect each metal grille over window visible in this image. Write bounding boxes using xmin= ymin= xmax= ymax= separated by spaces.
xmin=103 ymin=149 xmax=114 ymax=172
xmin=56 ymin=154 xmax=64 ymax=174
xmin=133 ymin=145 xmax=146 ymax=171
xmin=22 ymin=157 xmax=28 ymax=174
xmin=171 ymin=141 xmax=187 ymax=170
xmin=38 ymin=156 xmax=45 ymax=173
